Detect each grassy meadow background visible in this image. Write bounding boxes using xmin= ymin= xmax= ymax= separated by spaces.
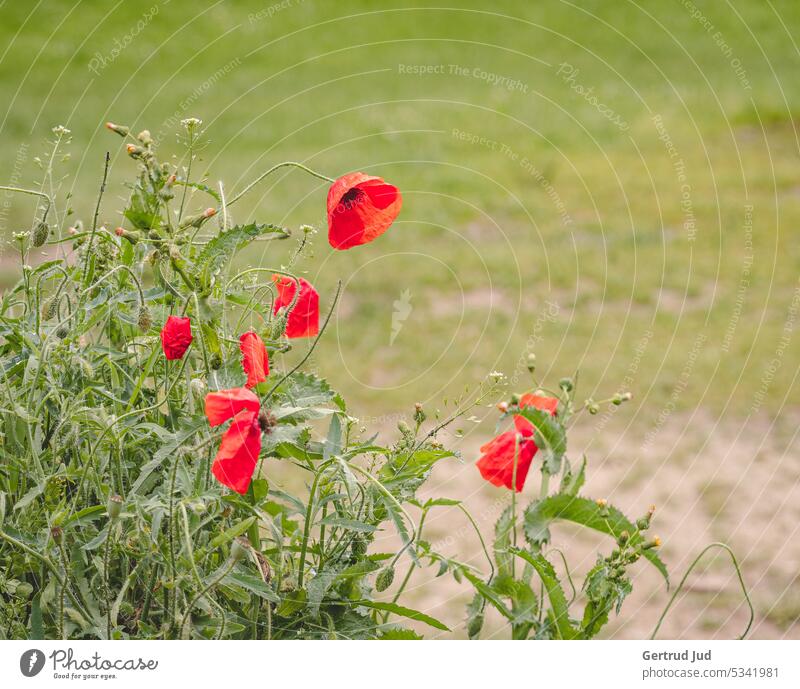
xmin=1 ymin=0 xmax=799 ymax=638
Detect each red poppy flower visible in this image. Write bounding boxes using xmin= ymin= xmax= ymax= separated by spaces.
xmin=476 ymin=429 xmax=537 ymax=492
xmin=272 ymin=275 xmax=320 ymax=338
xmin=204 ymin=387 xmax=262 ymax=494
xmin=160 ymin=316 xmax=192 ymax=360
xmin=327 ymin=172 xmax=402 ymax=250
xmin=476 ymin=394 xmax=559 ymax=492
xmin=513 ymin=394 xmax=559 ymax=435
xmin=239 ymin=331 xmax=269 ymax=388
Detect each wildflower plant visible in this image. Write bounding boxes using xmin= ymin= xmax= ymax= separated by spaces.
xmin=0 ymin=121 xmax=752 ymax=641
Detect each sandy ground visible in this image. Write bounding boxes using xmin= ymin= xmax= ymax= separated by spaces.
xmin=373 ymin=410 xmax=800 ymax=640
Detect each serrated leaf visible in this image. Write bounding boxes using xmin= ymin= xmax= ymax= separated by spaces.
xmin=209 ymin=516 xmax=257 ymax=549
xmin=195 ymin=223 xmax=289 ymax=286
xmin=223 ymin=571 xmax=279 ymax=603
xmin=515 ymin=407 xmax=567 ymax=474
xmin=523 ymin=494 xmax=669 ymax=585
xmin=560 ymin=456 xmax=586 ymax=496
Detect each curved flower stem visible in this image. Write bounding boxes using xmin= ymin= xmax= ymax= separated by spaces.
xmin=456 ymin=503 xmax=495 ymax=582
xmin=650 ymin=542 xmax=753 ymax=640
xmin=228 ymin=161 xmax=333 ymax=207
xmin=0 ymin=185 xmax=53 ymax=218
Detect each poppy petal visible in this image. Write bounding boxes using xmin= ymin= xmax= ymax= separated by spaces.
xmin=327 ymin=172 xmax=402 ymax=250
xmin=239 ymin=331 xmax=269 ymax=388
xmin=272 ymin=275 xmax=320 ymax=339
xmin=211 ymin=409 xmax=262 ymax=494
xmin=476 ymin=431 xmax=537 ymax=492
xmin=160 ymin=316 xmax=192 ymax=360
xmin=204 ymin=387 xmax=261 ymax=426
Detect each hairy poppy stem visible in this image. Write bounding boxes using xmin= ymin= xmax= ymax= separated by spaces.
xmin=81 ymin=152 xmax=110 ymax=285
xmin=228 ymin=161 xmax=334 ymax=207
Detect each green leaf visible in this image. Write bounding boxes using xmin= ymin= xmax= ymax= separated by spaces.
xmin=275 ymin=589 xmax=307 ymax=617
xmin=30 ymin=593 xmax=43 ymax=640
xmin=511 ymin=549 xmax=579 ymax=639
xmin=515 ymin=407 xmax=567 ymax=474
xmin=195 ymin=223 xmax=289 ymax=286
xmin=523 ymin=494 xmax=669 ymax=585
xmin=355 ymin=601 xmax=450 ymax=631
xmin=493 ymin=505 xmax=515 ymax=577
xmin=560 ymin=456 xmax=586 ymax=496
xmin=323 ymin=413 xmax=342 ymax=461
xmin=223 ymin=571 xmax=279 ymax=603
xmin=209 ymin=516 xmax=257 ymax=549
xmin=462 ymin=570 xmax=513 ymax=620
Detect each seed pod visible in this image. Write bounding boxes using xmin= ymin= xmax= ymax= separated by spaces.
xmin=55 ymin=324 xmax=69 ymax=339
xmin=375 ymin=565 xmax=395 ymax=592
xmin=50 ymin=525 xmax=63 ymax=543
xmin=559 ymin=377 xmax=574 ymax=392
xmin=210 ymin=353 xmax=222 ymax=370
xmin=137 ymin=305 xmax=153 ymax=333
xmin=107 ymin=494 xmax=123 ymax=519
xmin=32 ymin=221 xmax=49 ymax=247
xmin=189 ymin=378 xmax=206 ymax=400
xmin=526 ymin=353 xmax=536 ymax=373
xmin=467 ymin=609 xmax=485 ymax=639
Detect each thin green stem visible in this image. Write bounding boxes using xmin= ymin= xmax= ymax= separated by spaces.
xmin=228 ymin=161 xmax=333 ymax=207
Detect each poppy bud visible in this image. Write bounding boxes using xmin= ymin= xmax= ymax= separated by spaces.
xmin=137 ymin=305 xmax=152 ymax=333
xmin=210 ymin=353 xmax=222 ymax=370
xmin=375 ymin=565 xmax=395 ymax=592
xmin=105 ymin=122 xmax=129 ymax=137
xmin=56 ymin=324 xmax=69 ymax=339
xmin=617 ymin=530 xmax=629 ymax=546
xmin=230 ymin=536 xmax=251 ymax=563
xmin=350 ymin=535 xmax=368 ymax=559
xmin=32 ymin=220 xmax=49 ymax=247
xmin=14 ymin=582 xmax=33 ymax=599
xmin=107 ymin=494 xmax=123 ymax=519
xmin=510 ymin=393 xmax=520 ymax=406
xmin=559 ymin=377 xmax=574 ymax=392
xmin=526 ymin=353 xmax=536 ymax=373
xmin=51 ymin=525 xmax=63 ymax=543
xmin=587 ymin=401 xmax=599 ymax=415
xmin=497 ymin=401 xmax=509 ymax=413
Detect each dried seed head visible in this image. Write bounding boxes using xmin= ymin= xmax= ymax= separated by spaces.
xmin=50 ymin=525 xmax=63 ymax=543
xmin=189 ymin=378 xmax=207 ymax=400
xmin=32 ymin=220 xmax=50 ymax=247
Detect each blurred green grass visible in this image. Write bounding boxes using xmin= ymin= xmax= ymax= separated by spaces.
xmin=1 ymin=0 xmax=799 ymax=418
